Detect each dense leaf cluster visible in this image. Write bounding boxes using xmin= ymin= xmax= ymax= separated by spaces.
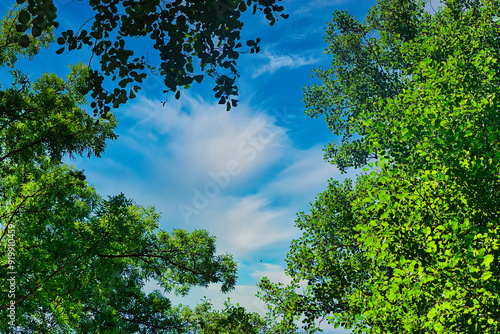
xmin=0 ymin=63 xmax=240 ymax=332
xmin=260 ymin=0 xmax=500 ymax=332
xmin=13 ymin=0 xmax=287 ymax=113
xmin=0 ymin=1 xmax=289 ymax=332
xmin=178 ymin=298 xmax=271 ymax=333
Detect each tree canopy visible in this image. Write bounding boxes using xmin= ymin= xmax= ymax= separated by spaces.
xmin=260 ymin=0 xmax=500 ymax=332
xmin=10 ymin=0 xmax=287 ymax=113
xmin=0 ymin=59 xmax=240 ymax=333
xmin=177 ymin=298 xmax=272 ymax=333
xmin=0 ymin=0 xmax=288 ymax=332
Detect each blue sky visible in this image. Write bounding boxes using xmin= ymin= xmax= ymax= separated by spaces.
xmin=1 ymin=0 xmax=382 ymax=332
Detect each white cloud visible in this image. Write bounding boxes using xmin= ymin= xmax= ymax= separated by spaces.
xmin=120 ymin=95 xmax=288 ymax=185
xmin=213 ymin=195 xmax=299 ymax=259
xmin=73 ymin=94 xmax=342 ymax=259
xmin=252 ymin=52 xmax=318 ymax=78
xmin=262 ymin=145 xmax=343 ymax=202
xmin=71 ymin=94 xmax=346 ymax=324
xmin=167 ymin=283 xmax=269 ymax=315
xmin=251 ymin=263 xmax=292 ymax=284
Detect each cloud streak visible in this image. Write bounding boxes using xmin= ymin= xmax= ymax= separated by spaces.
xmin=252 ymin=52 xmax=318 ymax=78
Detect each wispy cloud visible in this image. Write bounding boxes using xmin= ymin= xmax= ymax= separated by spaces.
xmin=209 ymin=195 xmax=299 ymax=259
xmin=252 ymin=52 xmax=318 ymax=78
xmin=71 ymin=94 xmax=342 ymax=320
xmin=166 ymin=283 xmax=269 ymax=314
xmin=251 ymin=263 xmax=292 ymax=284
xmin=121 ymin=95 xmax=288 ymax=180
xmin=73 ymin=94 xmax=339 ymax=256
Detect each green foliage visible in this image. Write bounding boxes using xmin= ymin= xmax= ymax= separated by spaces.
xmin=303 ymin=0 xmax=430 ymax=171
xmin=0 ymin=64 xmax=117 ymax=165
xmin=261 ymin=0 xmax=500 ymax=333
xmin=0 ymin=5 xmax=241 ymax=332
xmin=259 ymin=178 xmax=373 ymax=333
xmin=0 ymin=5 xmax=54 ymax=67
xmin=0 ymin=69 xmax=238 ymax=332
xmin=178 ymin=298 xmax=270 ymax=333
xmin=12 ymin=0 xmax=288 ymax=113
